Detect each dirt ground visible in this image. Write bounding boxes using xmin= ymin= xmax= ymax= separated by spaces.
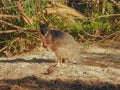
xmin=0 ymin=45 xmax=120 ymax=90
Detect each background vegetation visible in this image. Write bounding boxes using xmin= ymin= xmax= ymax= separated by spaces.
xmin=0 ymin=0 xmax=120 ymax=56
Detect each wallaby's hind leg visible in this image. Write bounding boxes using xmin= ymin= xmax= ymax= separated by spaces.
xmin=56 ymin=53 xmax=63 ymax=67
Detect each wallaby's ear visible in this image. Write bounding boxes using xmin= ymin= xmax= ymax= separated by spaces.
xmin=37 ymin=21 xmax=43 ymax=26
xmin=45 ymin=21 xmax=49 ymax=27
xmin=37 ymin=21 xmax=49 ymax=28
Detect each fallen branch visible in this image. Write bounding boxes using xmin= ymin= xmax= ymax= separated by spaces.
xmin=15 ymin=0 xmax=32 ymax=25
xmin=0 ymin=30 xmax=18 ymax=34
xmin=110 ymin=0 xmax=120 ymax=9
xmin=92 ymin=31 xmax=120 ymax=46
xmin=91 ymin=14 xmax=120 ymax=21
xmin=0 ymin=29 xmax=37 ymax=34
xmin=40 ymin=3 xmax=87 ymax=21
xmin=78 ymin=33 xmax=86 ymax=42
xmin=0 ymin=14 xmax=20 ymax=19
xmin=0 ymin=6 xmax=16 ymax=10
xmin=0 ymin=41 xmax=7 ymax=44
xmin=81 ymin=29 xmax=103 ymax=38
xmin=0 ymin=46 xmax=8 ymax=53
xmin=0 ymin=38 xmax=19 ymax=52
xmin=24 ymin=31 xmax=40 ymax=40
xmin=0 ymin=20 xmax=23 ymax=32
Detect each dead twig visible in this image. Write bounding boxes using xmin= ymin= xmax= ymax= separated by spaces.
xmin=78 ymin=33 xmax=87 ymax=42
xmin=81 ymin=29 xmax=103 ymax=38
xmin=0 ymin=14 xmax=20 ymax=19
xmin=92 ymin=31 xmax=120 ymax=46
xmin=24 ymin=31 xmax=40 ymax=40
xmin=0 ymin=41 xmax=7 ymax=44
xmin=0 ymin=46 xmax=8 ymax=53
xmin=0 ymin=20 xmax=23 ymax=32
xmin=0 ymin=29 xmax=38 ymax=34
xmin=91 ymin=14 xmax=120 ymax=21
xmin=0 ymin=30 xmax=18 ymax=34
xmin=0 ymin=38 xmax=19 ymax=52
xmin=110 ymin=0 xmax=120 ymax=9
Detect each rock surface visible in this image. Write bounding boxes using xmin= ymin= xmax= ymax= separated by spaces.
xmin=0 ymin=46 xmax=120 ymax=90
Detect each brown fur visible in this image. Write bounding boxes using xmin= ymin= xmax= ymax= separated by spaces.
xmin=39 ymin=23 xmax=80 ymax=66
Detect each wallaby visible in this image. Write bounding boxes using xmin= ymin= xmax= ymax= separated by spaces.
xmin=38 ymin=22 xmax=80 ymax=66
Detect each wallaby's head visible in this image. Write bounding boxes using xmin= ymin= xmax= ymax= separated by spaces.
xmin=38 ymin=22 xmax=49 ymax=36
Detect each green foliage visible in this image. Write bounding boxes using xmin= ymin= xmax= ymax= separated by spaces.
xmin=0 ymin=0 xmax=40 ymax=56
xmin=23 ymin=0 xmax=35 ymax=18
xmin=0 ymin=0 xmax=120 ymax=56
xmin=65 ymin=21 xmax=82 ymax=33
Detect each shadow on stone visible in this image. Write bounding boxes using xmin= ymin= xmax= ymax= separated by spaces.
xmin=0 ymin=75 xmax=119 ymax=90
